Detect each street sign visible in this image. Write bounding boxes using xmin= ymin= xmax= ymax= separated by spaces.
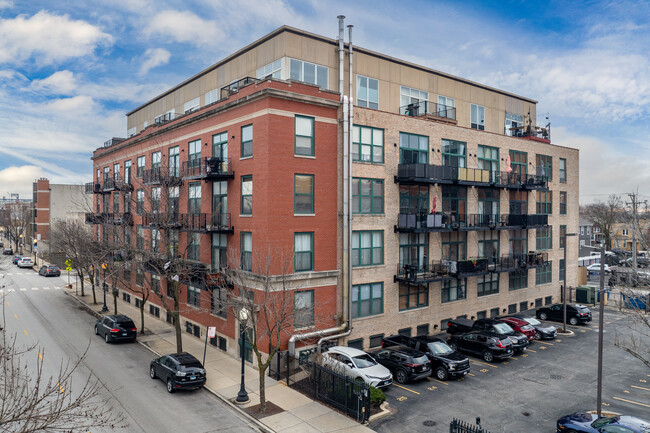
xmin=207 ymin=327 xmax=216 ymax=338
xmin=64 ymin=259 xmax=72 ymax=271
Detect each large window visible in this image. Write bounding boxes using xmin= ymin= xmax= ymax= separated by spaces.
xmin=471 ymin=104 xmax=485 ymax=130
xmin=399 ymin=232 xmax=428 ymax=271
xmin=353 ymin=125 xmax=383 ymax=163
xmin=559 ymin=158 xmax=567 ymax=183
xmin=509 ymin=150 xmax=527 ymax=177
xmin=187 ymin=285 xmax=201 ymax=307
xmin=478 ymin=274 xmax=499 ymax=297
xmin=212 ymin=233 xmax=227 ymax=270
xmin=294 ymin=232 xmax=313 ymax=272
xmin=352 ymin=282 xmax=383 ymax=318
xmin=124 ymin=160 xmax=131 ymax=185
xmin=241 ymin=176 xmax=252 ymax=215
xmin=536 ymin=261 xmax=552 ymax=285
xmin=213 ymin=131 xmax=228 ymax=159
xmin=478 ymin=189 xmax=499 ymax=218
xmin=212 ymin=181 xmax=227 ymax=221
xmin=184 ymin=97 xmax=199 ymax=114
xmin=136 ymin=189 xmax=144 ymax=215
xmin=442 ymin=279 xmax=466 ymax=303
xmin=536 ymin=154 xmax=552 ymax=181
xmin=188 ymin=140 xmax=201 ymax=168
xmin=537 ymin=191 xmax=552 ymax=215
xmin=188 ymin=182 xmax=201 ymax=214
xmin=357 ymin=75 xmax=378 ymax=109
xmin=241 ymin=232 xmax=252 ymax=271
xmin=295 ymin=116 xmax=314 ymax=156
xmin=560 ymin=191 xmax=567 ymax=215
xmin=188 ymin=232 xmax=200 ymax=261
xmin=510 ymin=229 xmax=528 ymax=256
xmin=399 ymin=185 xmax=428 ymax=214
xmin=442 ymin=139 xmax=466 ymax=167
xmin=478 ymin=145 xmax=499 ymax=177
xmin=289 ymin=58 xmax=328 ymax=89
xmin=400 ymin=86 xmax=428 ymax=115
xmin=211 ymin=287 xmax=227 ymax=318
xmin=399 ymin=283 xmax=428 ymax=310
xmin=168 ymin=186 xmax=179 ymax=220
xmin=442 ymin=232 xmax=467 ymax=261
xmin=151 ymin=228 xmax=160 ymax=253
xmin=536 ymin=227 xmax=553 ymax=250
xmin=136 ymin=225 xmax=144 ymax=250
xmin=294 ymin=174 xmax=314 ymax=214
xmin=137 ymin=156 xmax=145 ymax=178
xmin=256 ymin=59 xmax=282 ymax=79
xmin=478 ymin=231 xmax=499 ymax=263
xmin=241 ymin=124 xmax=253 ymax=158
xmin=294 ymin=290 xmax=314 ymax=328
xmin=205 ymin=88 xmax=219 ymax=105
xmin=151 ymin=187 xmax=161 ymax=213
xmin=352 ymin=231 xmax=383 ymax=267
xmin=352 ymin=178 xmax=383 ymax=214
xmin=438 ymin=95 xmax=455 ymax=119
xmin=152 ymin=151 xmax=161 ymax=169
xmin=442 ymin=186 xmax=466 ymax=226
xmin=505 ymin=113 xmax=523 ymax=136
xmin=399 ymin=132 xmax=428 ymax=164
xmin=509 ymin=190 xmax=528 ymax=215
xmin=560 ymin=225 xmax=567 ymax=248
xmin=509 ymin=269 xmax=528 ymax=291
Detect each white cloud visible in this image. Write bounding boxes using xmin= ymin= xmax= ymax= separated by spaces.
xmin=30 ymin=70 xmax=77 ymax=95
xmin=0 ymin=165 xmax=47 ymax=198
xmin=0 ymin=0 xmax=13 ymax=9
xmin=139 ymin=48 xmax=171 ymax=75
xmin=143 ymin=10 xmax=225 ymax=47
xmin=0 ymin=11 xmax=113 ymax=66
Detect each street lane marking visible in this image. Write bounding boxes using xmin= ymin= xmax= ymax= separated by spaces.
xmin=57 ymin=382 xmax=65 ymax=394
xmin=393 ymin=384 xmax=420 ymax=394
xmin=396 ymin=396 xmax=407 ymax=402
xmin=19 ymin=288 xmax=26 ymax=291
xmin=612 ymin=396 xmax=650 ymax=408
xmin=556 ymin=339 xmax=562 ymax=342
xmin=468 ymin=373 xmax=475 ymax=377
xmin=427 ymin=385 xmax=437 ymax=391
xmin=537 ymin=341 xmax=553 ymax=346
xmin=480 ymin=369 xmax=489 ymax=373
xmin=31 ymin=287 xmax=39 ymax=291
xmin=23 ymin=330 xmax=28 ymax=336
xmin=631 ymin=385 xmax=650 ymax=392
xmin=54 ymin=287 xmax=61 ymax=290
xmin=624 ymin=390 xmax=630 ymax=394
xmin=470 ymin=360 xmax=498 ymax=368
xmin=13 ymin=314 xmax=18 ymax=319
xmin=43 ymin=287 xmax=50 ymax=290
xmin=426 ymin=377 xmax=448 ymax=385
xmin=640 ymin=379 xmax=647 ymax=383
xmin=527 ymin=349 xmax=536 ymax=353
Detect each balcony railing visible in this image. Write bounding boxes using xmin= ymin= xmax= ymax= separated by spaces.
xmin=143 ymin=166 xmax=183 ymax=186
xmin=85 ymin=182 xmax=99 ymax=194
xmin=395 ymin=164 xmax=456 ymax=184
xmin=401 ymin=100 xmax=456 ymax=121
xmin=85 ymin=212 xmax=107 ymax=224
xmin=465 ymin=214 xmax=500 ymax=230
xmin=142 ymin=212 xmax=181 ymax=228
xmin=509 ymin=125 xmax=551 ymax=143
xmin=395 ymin=257 xmax=490 ymax=283
xmin=106 ymin=212 xmax=133 ymax=225
xmin=180 ymin=213 xmax=233 ymax=233
xmin=102 ymin=178 xmax=116 ymax=192
xmin=522 ymin=174 xmax=549 ymax=190
xmin=181 ymin=157 xmax=234 ymax=180
xmin=500 ymin=214 xmax=548 ymax=229
xmin=220 ymin=77 xmax=258 ymax=100
xmin=396 ymin=212 xmax=465 ymax=232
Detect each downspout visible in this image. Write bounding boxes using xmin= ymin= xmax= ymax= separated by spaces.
xmin=339 ymin=15 xmax=351 ymax=335
xmin=289 ymin=324 xmax=346 ymax=356
xmin=347 ymin=24 xmax=354 ymax=335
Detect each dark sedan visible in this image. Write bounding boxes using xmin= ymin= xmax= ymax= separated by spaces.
xmin=557 ymin=411 xmax=650 ymax=432
xmin=537 ymin=304 xmax=592 ymax=326
xmin=38 ymin=265 xmax=61 ymax=277
xmin=368 ymin=346 xmax=431 ymax=384
xmin=447 ymin=331 xmax=513 ymax=362
xmin=94 ymin=315 xmax=137 ymax=343
xmin=511 ymin=314 xmax=557 ymax=339
xmin=150 ymin=353 xmax=206 ymax=393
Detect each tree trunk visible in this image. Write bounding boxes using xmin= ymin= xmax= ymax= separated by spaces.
xmin=173 ymin=282 xmax=182 ymax=353
xmin=113 ymin=289 xmax=118 ymax=315
xmin=259 ymin=366 xmax=267 ymax=414
xmin=79 ymin=270 xmax=85 ymax=297
xmin=89 ymin=272 xmax=97 ymax=304
xmin=140 ymin=304 xmax=145 ymax=335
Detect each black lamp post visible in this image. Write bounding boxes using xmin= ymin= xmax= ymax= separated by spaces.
xmin=101 ymin=263 xmax=108 ymax=312
xmin=235 ymin=308 xmax=250 ymax=404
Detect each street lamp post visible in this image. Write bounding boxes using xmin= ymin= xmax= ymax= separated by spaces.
xmin=101 ymin=263 xmax=108 ymax=313
xmin=562 ymin=233 xmax=578 ymax=333
xmin=596 ymin=242 xmax=606 ymax=417
xmin=235 ymin=308 xmax=250 ymax=404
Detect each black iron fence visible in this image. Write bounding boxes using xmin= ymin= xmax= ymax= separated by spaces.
xmin=450 ymin=418 xmax=492 ymax=433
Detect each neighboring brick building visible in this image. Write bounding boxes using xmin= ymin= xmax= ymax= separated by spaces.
xmin=87 ymin=22 xmax=579 ymax=360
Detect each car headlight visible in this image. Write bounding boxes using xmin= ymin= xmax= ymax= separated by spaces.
xmin=175 ymin=371 xmax=186 ymax=377
xmin=445 ymin=363 xmax=456 ymax=370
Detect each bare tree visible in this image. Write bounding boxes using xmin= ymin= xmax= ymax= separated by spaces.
xmin=582 ymin=194 xmax=623 ymax=250
xmin=613 ymin=288 xmax=650 ymax=370
xmin=0 ymin=202 xmax=31 ymax=254
xmin=50 ymin=220 xmax=96 ymax=298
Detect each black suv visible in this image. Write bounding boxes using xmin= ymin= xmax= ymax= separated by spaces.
xmin=150 ymin=352 xmax=206 ymax=393
xmin=536 ymin=304 xmax=592 ymax=325
xmin=447 ymin=331 xmax=514 ymax=362
xmin=472 ymin=318 xmax=529 ymax=354
xmin=94 ymin=315 xmax=137 ymax=343
xmin=368 ymin=346 xmax=431 ymax=383
xmin=382 ymin=334 xmax=470 ymax=380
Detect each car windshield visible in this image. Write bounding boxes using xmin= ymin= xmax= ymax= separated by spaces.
xmin=524 ymin=317 xmax=541 ymax=326
xmin=352 ymin=354 xmax=377 ymax=368
xmin=493 ymin=323 xmax=513 ymax=334
xmin=521 ymin=324 xmax=534 ymax=331
xmin=591 ymin=416 xmax=619 ymax=428
xmin=428 ymin=341 xmax=454 ymax=355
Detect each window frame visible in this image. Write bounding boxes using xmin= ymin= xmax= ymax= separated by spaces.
xmin=241 ymin=124 xmax=253 ymax=158
xmin=295 ymin=115 xmax=315 ymax=156
xmin=187 ymin=285 xmax=201 ymax=308
xmin=294 ymin=174 xmax=314 ymax=214
xmin=352 ymin=178 xmax=384 ymax=214
xmin=560 ymin=191 xmax=567 ymax=215
xmin=442 ymin=139 xmax=467 ymax=168
xmin=352 ymin=230 xmax=384 ymax=267
xmin=441 ymin=279 xmax=467 ymax=303
xmin=294 ymin=290 xmax=315 ymax=328
xmin=536 ymin=154 xmax=553 ymax=181
xmin=559 ymin=158 xmax=567 ymax=183
xmin=241 ymin=175 xmax=252 ymax=215
xmin=240 ymin=232 xmax=252 ymax=271
xmin=536 ymin=190 xmax=553 ymax=215
xmin=535 ymin=261 xmax=552 ymax=285
xmin=399 ymin=132 xmax=428 ymax=164
xmin=471 ymin=104 xmax=485 ymax=130
xmin=353 ymin=125 xmax=384 ymax=163
xmin=399 ymin=282 xmax=429 ymax=311
xmin=356 ymin=75 xmax=379 ymax=109
xmin=536 ymin=227 xmax=553 ymax=250
xmin=294 ymin=232 xmax=314 ymax=272
xmin=477 ymin=274 xmax=499 ymax=297
xmin=352 ymin=282 xmax=384 ymax=318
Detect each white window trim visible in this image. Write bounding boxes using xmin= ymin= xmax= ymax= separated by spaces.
xmin=184 ymin=97 xmax=200 ymax=114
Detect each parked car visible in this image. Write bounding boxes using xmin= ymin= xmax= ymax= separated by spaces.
xmin=382 ymin=334 xmax=470 ymax=380
xmin=556 ymin=412 xmax=650 ymax=432
xmin=17 ymin=257 xmax=34 ymax=268
xmin=150 ymin=352 xmax=206 ymax=393
xmin=447 ymin=318 xmax=529 ymax=353
xmin=622 ymin=257 xmax=650 ymax=267
xmin=38 ymin=265 xmax=61 ymax=277
xmin=321 ymin=346 xmax=393 ymax=388
xmin=2 ymin=247 xmax=11 ymax=255
xmin=94 ymin=314 xmax=137 ymax=343
xmin=587 ymin=263 xmax=611 ymax=274
xmin=368 ymin=346 xmax=431 ymax=384
xmin=447 ymin=331 xmax=514 ymax=362
xmin=537 ymin=304 xmax=592 ymax=325
xmin=498 ymin=316 xmax=536 ymax=341
xmin=510 ymin=314 xmax=557 ymax=339
xmin=12 ymin=254 xmax=23 ymax=264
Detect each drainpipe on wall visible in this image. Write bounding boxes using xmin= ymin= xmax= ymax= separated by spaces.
xmin=347 ymin=24 xmax=354 ymax=336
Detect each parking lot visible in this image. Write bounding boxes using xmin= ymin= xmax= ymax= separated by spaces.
xmin=370 ymin=308 xmax=649 ymax=433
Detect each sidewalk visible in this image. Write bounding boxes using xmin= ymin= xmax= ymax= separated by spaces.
xmin=62 ymin=284 xmax=375 ymax=433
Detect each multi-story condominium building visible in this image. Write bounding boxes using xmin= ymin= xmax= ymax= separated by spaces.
xmin=87 ymin=20 xmax=578 ymax=360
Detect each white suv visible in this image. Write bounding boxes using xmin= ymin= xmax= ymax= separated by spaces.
xmin=321 ymin=346 xmax=392 ymax=388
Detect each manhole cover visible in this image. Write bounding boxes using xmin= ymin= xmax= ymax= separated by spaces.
xmin=550 ymin=374 xmax=562 ymax=380
xmin=423 ymin=420 xmax=437 ymax=427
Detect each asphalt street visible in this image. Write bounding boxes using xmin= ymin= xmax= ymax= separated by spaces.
xmin=0 ymin=256 xmax=258 ymax=433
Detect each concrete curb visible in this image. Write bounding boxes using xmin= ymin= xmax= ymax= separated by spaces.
xmin=62 ymin=289 xmax=273 ymax=433
xmin=368 ymin=401 xmax=393 ymax=423
xmin=556 ymin=329 xmax=576 ymax=337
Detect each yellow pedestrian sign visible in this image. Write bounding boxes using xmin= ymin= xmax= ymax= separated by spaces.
xmin=65 ymin=259 xmax=72 ymax=272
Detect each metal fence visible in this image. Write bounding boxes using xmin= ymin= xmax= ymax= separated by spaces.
xmin=450 ymin=418 xmax=492 ymax=433
xmin=269 ymin=351 xmax=370 ymax=423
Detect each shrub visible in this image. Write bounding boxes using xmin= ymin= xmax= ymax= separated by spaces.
xmin=369 ymin=386 xmax=385 ymax=407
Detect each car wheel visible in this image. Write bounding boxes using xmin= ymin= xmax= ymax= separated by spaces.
xmin=449 ymin=342 xmax=458 ymax=352
xmin=105 ymin=333 xmax=110 ymax=344
xmin=535 ymin=331 xmax=541 ymax=340
xmin=435 ymin=367 xmax=448 ymax=381
xmin=395 ymin=369 xmax=408 ymax=384
xmin=149 ymin=366 xmax=156 ymax=379
xmin=569 ymin=317 xmax=578 ymax=326
xmin=566 ymin=430 xmax=578 ymax=433
xmin=482 ymin=350 xmax=494 ymax=363
xmin=167 ymin=378 xmax=174 ymax=393
xmin=94 ymin=325 xmax=99 ymax=336
xmin=539 ymin=312 xmax=548 ymax=320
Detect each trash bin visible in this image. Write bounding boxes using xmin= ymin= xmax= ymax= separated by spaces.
xmin=596 ymin=289 xmax=609 ymax=305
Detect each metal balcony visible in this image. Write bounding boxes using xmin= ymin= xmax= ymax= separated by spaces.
xmin=522 ymin=174 xmax=549 ymax=190
xmin=400 ymin=100 xmax=457 ymax=121
xmin=395 ymin=164 xmax=455 ymax=185
xmin=180 ymin=213 xmax=233 ymax=234
xmin=85 ymin=212 xmax=107 ymax=224
xmin=181 ymin=157 xmax=234 ymax=180
xmin=394 ymin=261 xmax=453 ymax=284
xmin=488 ymin=252 xmax=549 ymax=271
xmin=499 ymin=214 xmax=549 ymax=229
xmin=142 ymin=212 xmax=182 ymax=229
xmin=143 ymin=167 xmax=183 ymax=186
xmin=107 ymin=212 xmax=133 ymax=225
xmin=102 ymin=178 xmax=117 ymax=192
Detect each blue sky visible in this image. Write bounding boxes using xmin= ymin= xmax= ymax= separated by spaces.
xmin=1 ymin=0 xmax=648 ymax=202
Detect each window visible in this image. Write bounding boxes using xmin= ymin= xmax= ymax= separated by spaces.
xmin=188 ymin=232 xmax=200 ymax=261
xmin=188 ymin=182 xmax=201 ymax=214
xmin=348 ymin=339 xmax=364 ymax=350
xmin=135 ymin=266 xmax=143 ymax=286
xmin=509 ymin=150 xmax=527 ymax=177
xmin=509 ymin=190 xmax=528 ymax=215
xmin=352 ymin=178 xmax=383 ymax=214
xmin=442 ymin=139 xmax=466 ymax=168
xmin=399 ymin=132 xmax=428 ymax=164
xmin=417 ymin=324 xmax=429 ymax=336
xmin=212 ymin=233 xmax=227 ymax=270
xmin=536 ymin=261 xmax=552 ymax=285
xmin=205 ymin=88 xmax=218 ymax=105
xmin=136 ymin=189 xmax=144 ymax=215
xmin=536 ymin=154 xmax=552 ymax=181
xmin=353 ymin=125 xmax=383 ymax=163
xmin=213 ymin=131 xmax=228 ymax=159
xmin=490 ymin=308 xmax=500 ymax=318
xmin=442 ymin=186 xmax=467 ymax=226
xmin=442 ymin=231 xmax=467 ymax=261
xmin=509 ymin=269 xmax=528 ymax=291
xmin=352 ymin=282 xmax=383 ymax=318
xmin=520 ymin=301 xmax=528 ymax=312
xmin=151 ymin=274 xmax=160 ymax=295
xmin=508 ymin=304 xmax=517 ymax=314
xmin=441 ymin=319 xmax=452 ymax=331
xmin=241 ymin=232 xmax=252 ymax=271
xmin=184 ymin=97 xmax=199 ymax=114
xmin=369 ymin=334 xmax=384 ymax=348
xmin=505 ymin=113 xmax=523 ymax=136
xmin=477 ymin=310 xmax=487 ymax=319
xmin=559 ymin=158 xmax=567 ymax=183
xmin=559 ymin=259 xmax=566 ymax=282
xmin=560 ymin=192 xmax=567 ymax=215
xmin=168 ymin=186 xmax=179 ymax=220
xmin=113 ymin=192 xmax=119 ymax=214
xmin=442 ymin=279 xmax=466 ymax=303
xmin=124 ymin=160 xmax=131 ymax=185
xmin=188 ymin=285 xmax=201 ymax=307
xmin=241 ymin=176 xmax=252 ymax=215
xmin=211 ymin=287 xmax=227 ymax=318
xmin=478 ymin=145 xmax=499 ymax=177
xmin=560 ymin=225 xmax=567 ymax=248
xmin=294 ymin=174 xmax=314 ymax=214
xmin=476 ymin=272 xmax=499 ymax=296
xmin=188 ymin=140 xmax=201 ymax=168
xmin=152 ymin=151 xmax=161 ymax=169
xmin=437 ymin=95 xmax=455 ymax=119
xmin=537 ymin=191 xmax=552 ymax=215
xmin=113 ymin=163 xmax=120 ymax=181
xmin=471 ymin=104 xmax=485 ymax=130
xmin=241 ymin=124 xmax=253 ymax=158
xmin=478 ymin=189 xmax=499 ymax=220
xmin=357 ymin=75 xmax=378 ymax=109
xmin=136 ymin=226 xmax=144 ymax=250
xmin=294 ymin=290 xmax=314 ymax=328
xmin=510 ymin=229 xmax=528 ymax=256
xmin=352 ymin=231 xmax=383 ymax=267
xmin=398 ymin=328 xmax=412 ymax=337
xmin=536 ymin=227 xmax=553 ymax=250
xmin=256 ymin=59 xmax=282 ymax=79
xmin=477 ymin=231 xmax=499 ymax=263
xmin=289 ymin=59 xmax=328 ymax=89
xmin=622 ymin=229 xmax=629 ymax=236
xmin=294 ymin=232 xmax=313 ymax=272
xmin=137 ymin=156 xmax=145 ymax=178
xmin=399 ymin=185 xmax=429 ymax=214
xmin=127 ymin=126 xmax=136 ymax=137
xmin=399 ymin=232 xmax=428 ymax=271
xmin=295 ymin=116 xmax=314 ymax=156
xmin=151 ymin=187 xmax=161 ymax=212
xmin=151 ymin=228 xmax=160 ymax=253
xmin=400 ymin=86 xmax=428 ymax=115
xmin=399 ymin=283 xmax=428 ymax=310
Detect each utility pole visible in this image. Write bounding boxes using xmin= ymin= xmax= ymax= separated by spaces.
xmin=626 ymin=190 xmax=647 ymax=280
